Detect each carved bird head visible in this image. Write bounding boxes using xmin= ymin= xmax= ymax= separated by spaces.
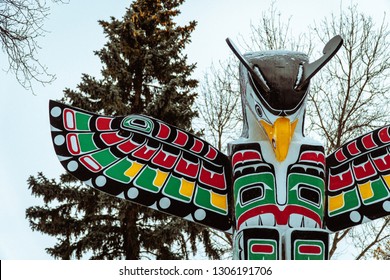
xmin=227 ymin=36 xmax=342 ymax=162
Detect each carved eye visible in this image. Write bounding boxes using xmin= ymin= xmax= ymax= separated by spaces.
xmin=255 ymin=104 xmax=263 ymax=117
xmin=298 ymin=185 xmax=321 ymax=207
xmin=240 ymin=185 xmax=264 ymax=206
xmin=122 ymin=115 xmax=154 ymax=133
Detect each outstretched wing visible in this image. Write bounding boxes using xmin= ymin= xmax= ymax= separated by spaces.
xmin=325 ymin=125 xmax=390 ymax=232
xmin=49 ymin=100 xmax=233 ymax=233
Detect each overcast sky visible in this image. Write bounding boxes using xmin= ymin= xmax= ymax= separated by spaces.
xmin=1 ymin=0 xmax=389 ymax=259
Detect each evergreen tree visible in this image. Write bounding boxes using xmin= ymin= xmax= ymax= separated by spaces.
xmin=26 ymin=0 xmax=226 ymax=260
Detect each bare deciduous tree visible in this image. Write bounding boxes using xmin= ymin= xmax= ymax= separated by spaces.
xmin=196 ymin=58 xmax=241 ymax=152
xmin=308 ymin=5 xmax=390 ymax=152
xmin=372 ymin=217 xmax=390 ymax=260
xmin=0 ymin=0 xmax=65 ymax=92
xmin=243 ymin=1 xmax=312 ymax=53
xmin=307 ymin=4 xmax=390 ymax=259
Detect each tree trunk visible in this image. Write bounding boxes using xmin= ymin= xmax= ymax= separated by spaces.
xmin=122 ymin=204 xmax=141 ymax=259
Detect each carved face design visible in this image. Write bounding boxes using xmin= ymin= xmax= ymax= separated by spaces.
xmin=231 ymin=144 xmax=326 ymax=231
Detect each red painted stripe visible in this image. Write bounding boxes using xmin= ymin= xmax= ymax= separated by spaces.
xmin=156 ymin=123 xmax=170 ymax=140
xmin=232 ymin=150 xmax=262 ymax=168
xmin=299 ymin=151 xmax=325 ymax=165
xmin=66 ymin=134 xmax=80 ymax=155
xmin=199 ymin=167 xmax=226 ymax=190
xmin=117 ymin=139 xmax=141 ymax=154
xmin=79 ymin=155 xmax=102 ymax=172
xmin=236 ymin=205 xmax=322 ymax=230
xmin=334 ymin=149 xmax=347 ymax=162
xmin=151 ymin=149 xmax=178 ymax=169
xmin=379 ymin=127 xmax=390 ymax=143
xmin=96 ymin=117 xmax=112 ymax=131
xmin=175 ymin=157 xmax=199 ymax=178
xmin=373 ymin=153 xmax=390 ymax=171
xmin=101 ymin=132 xmax=125 ymax=145
xmin=63 ymin=109 xmax=76 ymax=130
xmin=298 ymin=245 xmax=321 ymax=255
xmin=205 ymin=146 xmax=218 ymax=160
xmin=328 ymin=169 xmax=354 ymax=191
xmin=362 ymin=133 xmax=377 ymax=149
xmin=173 ymin=130 xmax=188 ymax=146
xmin=132 ymin=145 xmax=158 ymax=160
xmin=347 ymin=141 xmax=360 ymax=155
xmin=353 ymin=160 xmax=376 ymax=180
xmin=252 ymin=244 xmax=274 ymax=254
xmin=190 ymin=139 xmax=204 ymax=153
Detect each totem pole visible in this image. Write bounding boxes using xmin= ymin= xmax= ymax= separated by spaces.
xmin=49 ymin=35 xmax=390 ymax=259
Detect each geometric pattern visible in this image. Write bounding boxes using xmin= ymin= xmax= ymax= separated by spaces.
xmin=49 ymin=100 xmax=233 ymax=233
xmin=286 ymin=229 xmax=329 ymax=260
xmin=231 ymin=142 xmax=326 ymax=231
xmin=325 ymin=125 xmax=390 ymax=232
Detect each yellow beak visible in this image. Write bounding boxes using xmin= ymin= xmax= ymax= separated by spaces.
xmin=260 ymin=117 xmax=298 ymax=162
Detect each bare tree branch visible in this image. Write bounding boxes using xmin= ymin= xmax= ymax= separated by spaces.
xmin=308 ymin=4 xmax=390 ymax=259
xmin=354 ymin=218 xmax=390 ymax=260
xmin=0 ymin=0 xmax=67 ymax=93
xmin=196 ymin=57 xmax=241 ymax=152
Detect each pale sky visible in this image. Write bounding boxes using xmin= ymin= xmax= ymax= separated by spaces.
xmin=1 ymin=0 xmax=389 ymax=259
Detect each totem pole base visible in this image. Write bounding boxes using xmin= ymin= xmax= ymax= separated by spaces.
xmin=234 ymin=227 xmax=329 ymax=260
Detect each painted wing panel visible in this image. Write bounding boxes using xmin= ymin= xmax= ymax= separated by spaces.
xmin=325 ymin=125 xmax=390 ymax=232
xmin=49 ymin=100 xmax=233 ymax=233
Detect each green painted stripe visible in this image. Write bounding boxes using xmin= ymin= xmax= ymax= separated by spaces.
xmin=329 ymin=188 xmax=360 ymax=216
xmin=195 ymin=187 xmax=225 ymax=214
xmin=104 ymin=158 xmax=133 ymax=183
xmin=75 ymin=112 xmax=91 ymax=131
xmin=163 ymin=175 xmax=191 ymax=202
xmin=78 ymin=133 xmax=98 ymax=153
xmin=362 ymin=178 xmax=390 ymax=204
xmin=134 ymin=166 xmax=160 ymax=193
xmin=91 ymin=149 xmax=117 ymax=167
